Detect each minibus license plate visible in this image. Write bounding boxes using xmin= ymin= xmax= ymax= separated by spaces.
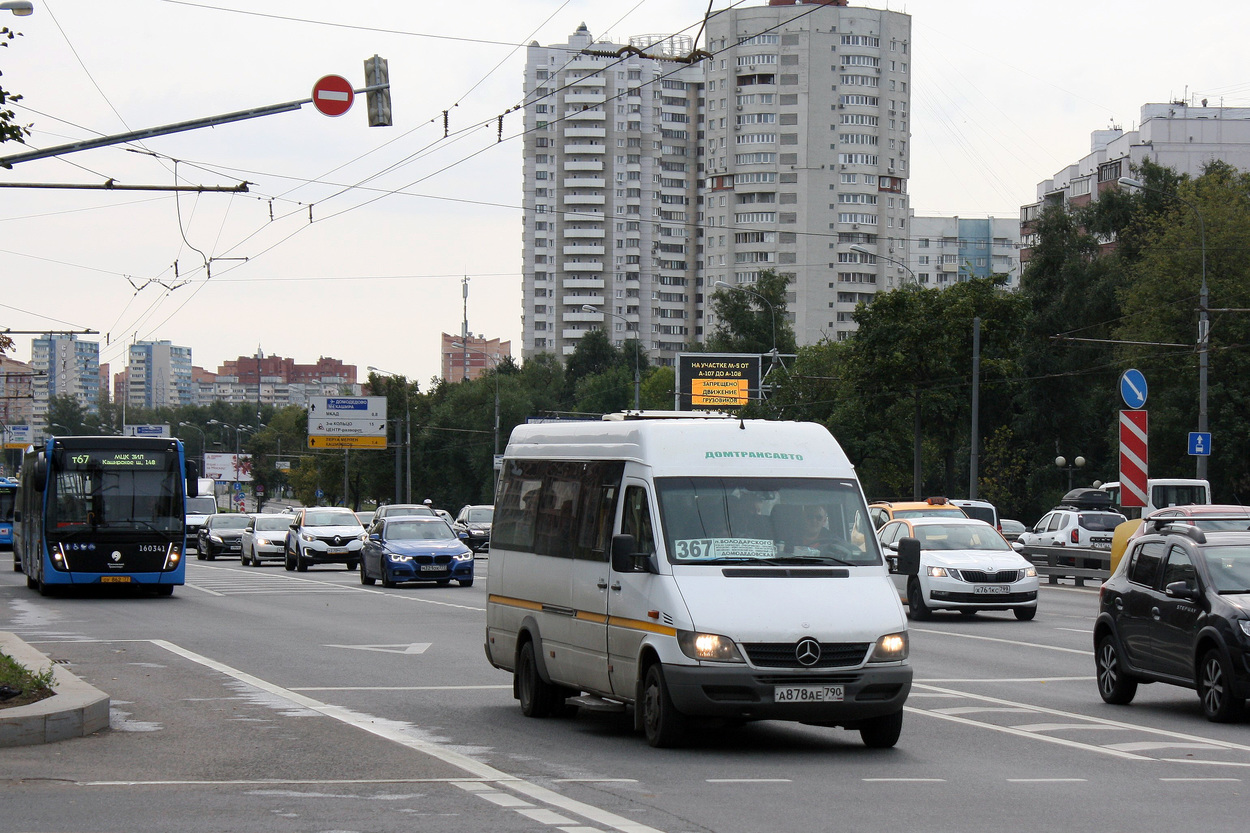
xmin=973 ymin=585 xmax=1009 ymax=595
xmin=774 ymin=685 xmax=843 ymax=703
xmin=100 ymin=576 xmax=131 ymax=583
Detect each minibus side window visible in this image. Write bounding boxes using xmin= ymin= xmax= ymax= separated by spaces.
xmin=622 ymin=486 xmax=655 ymax=556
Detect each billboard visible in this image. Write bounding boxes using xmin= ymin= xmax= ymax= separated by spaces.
xmin=675 ymin=354 xmax=761 ymax=411
xmin=204 ymin=452 xmax=254 ymax=482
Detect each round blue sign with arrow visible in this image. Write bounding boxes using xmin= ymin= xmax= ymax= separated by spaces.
xmin=1120 ymin=368 xmax=1147 ymax=409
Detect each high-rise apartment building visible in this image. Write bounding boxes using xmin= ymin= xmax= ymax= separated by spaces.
xmin=701 ymin=0 xmax=911 ymax=344
xmin=1021 ymin=102 xmax=1250 ymax=265
xmin=520 ymin=23 xmax=704 ymax=365
xmin=30 ymin=333 xmax=100 ymax=427
xmin=126 ymin=340 xmax=194 ymax=409
xmin=907 ymin=215 xmax=1021 ymax=290
xmin=441 ymin=334 xmax=511 ymax=382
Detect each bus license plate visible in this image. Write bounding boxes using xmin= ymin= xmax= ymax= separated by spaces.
xmin=973 ymin=585 xmax=1010 ymax=595
xmin=100 ymin=576 xmax=131 ymax=583
xmin=774 ymin=685 xmax=844 ymax=703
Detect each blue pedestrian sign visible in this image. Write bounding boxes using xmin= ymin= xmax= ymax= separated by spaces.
xmin=1189 ymin=432 xmax=1212 ymax=457
xmin=1119 ymin=368 xmax=1148 ymax=409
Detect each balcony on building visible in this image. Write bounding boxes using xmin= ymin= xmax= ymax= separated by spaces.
xmin=563 ymin=126 xmax=606 ymax=139
xmin=563 ymin=193 xmax=606 ymax=206
xmin=565 ymin=108 xmax=606 ymax=122
xmin=562 ymin=276 xmax=605 ymax=290
xmin=563 ymin=177 xmax=606 ymax=189
xmin=563 ymin=227 xmax=605 ymax=239
xmin=562 ymin=260 xmax=605 ymax=272
xmin=564 ymin=159 xmax=604 ymax=172
xmin=563 ymin=143 xmax=606 ymax=154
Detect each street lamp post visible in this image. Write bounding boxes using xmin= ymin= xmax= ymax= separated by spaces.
xmin=849 ymin=244 xmax=918 ymax=286
xmin=579 ymin=307 xmax=641 ymax=411
xmin=1056 ymin=455 xmax=1086 ymax=492
xmin=450 ymin=345 xmax=503 ymax=489
xmin=178 ymin=421 xmax=207 ymax=480
xmin=368 ymin=366 xmax=413 ymax=504
xmin=711 ymin=280 xmax=784 ymax=394
xmin=1119 ymin=176 xmax=1208 ymax=481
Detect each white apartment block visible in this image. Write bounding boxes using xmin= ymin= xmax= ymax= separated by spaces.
xmin=521 ymin=24 xmax=704 ymax=365
xmin=126 ymin=340 xmax=194 ymax=410
xmin=907 ymin=214 xmax=1021 ymax=290
xmin=700 ymin=0 xmax=911 ymax=344
xmin=522 ymin=2 xmax=917 ymax=357
xmin=1021 ymin=102 xmax=1250 ymax=262
xmin=29 ymin=334 xmax=100 ymax=427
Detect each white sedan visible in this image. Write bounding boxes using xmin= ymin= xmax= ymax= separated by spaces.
xmin=241 ymin=513 xmax=294 ymax=567
xmin=879 ymin=516 xmax=1039 ymax=621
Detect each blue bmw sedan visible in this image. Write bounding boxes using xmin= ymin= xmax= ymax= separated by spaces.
xmin=360 ymin=516 xmax=475 ymax=588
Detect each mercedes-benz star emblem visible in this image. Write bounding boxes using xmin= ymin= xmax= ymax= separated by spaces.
xmin=795 ymin=637 xmax=821 ymax=667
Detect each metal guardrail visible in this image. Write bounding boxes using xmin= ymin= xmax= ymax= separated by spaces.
xmin=1016 ymin=544 xmax=1110 ymax=587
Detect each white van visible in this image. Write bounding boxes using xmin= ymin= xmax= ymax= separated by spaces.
xmin=485 ymin=413 xmax=913 ymax=748
xmin=1100 ymin=478 xmax=1211 ymax=520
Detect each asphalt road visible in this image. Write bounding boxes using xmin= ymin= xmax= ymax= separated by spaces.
xmin=3 ymin=557 xmax=1249 ymax=833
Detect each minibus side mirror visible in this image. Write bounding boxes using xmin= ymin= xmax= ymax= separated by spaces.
xmin=611 ymin=533 xmax=652 ymax=573
xmin=896 ymin=537 xmax=921 ymax=576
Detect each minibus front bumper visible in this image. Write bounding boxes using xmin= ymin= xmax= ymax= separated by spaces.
xmin=661 ymin=662 xmax=912 ymax=723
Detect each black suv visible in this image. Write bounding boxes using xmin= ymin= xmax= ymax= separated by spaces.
xmin=1094 ymin=521 xmax=1250 ymax=722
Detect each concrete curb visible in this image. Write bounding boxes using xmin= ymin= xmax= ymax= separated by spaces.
xmin=0 ymin=631 xmax=110 ymax=747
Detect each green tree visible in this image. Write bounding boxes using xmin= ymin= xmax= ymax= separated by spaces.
xmin=1 ymin=24 xmax=30 ymax=146
xmin=705 ymin=269 xmax=797 ymax=356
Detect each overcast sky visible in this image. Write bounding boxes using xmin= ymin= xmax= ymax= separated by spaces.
xmin=2 ymin=0 xmax=1246 ymax=389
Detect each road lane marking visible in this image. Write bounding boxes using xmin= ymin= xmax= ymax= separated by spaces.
xmin=862 ymin=778 xmax=946 ymax=782
xmin=706 ymin=779 xmax=791 ymax=783
xmin=324 ymin=643 xmax=431 ymax=655
xmin=149 ymin=639 xmax=665 ymax=833
xmin=909 ymin=627 xmax=1089 ymax=655
xmin=1006 ymin=778 xmax=1087 ymax=783
xmin=291 ymin=685 xmax=511 ymax=692
xmin=922 ymin=677 xmax=1093 ymax=684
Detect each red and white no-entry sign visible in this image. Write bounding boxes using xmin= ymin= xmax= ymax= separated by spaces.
xmin=312 ymin=75 xmax=354 ymax=117
xmin=1119 ymin=409 xmax=1149 ymax=508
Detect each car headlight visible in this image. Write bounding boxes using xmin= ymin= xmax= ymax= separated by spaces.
xmin=677 ymin=631 xmax=745 ymax=663
xmin=387 ymin=553 xmax=413 ymax=562
xmin=209 ymin=535 xmax=224 ymax=544
xmin=1240 ymin=621 xmax=1250 ymax=639
xmin=927 ymin=566 xmax=950 ymax=578
xmin=869 ymin=631 xmax=909 ymax=662
xmin=358 ymin=532 xmax=368 ymax=542
xmin=453 ymin=551 xmax=474 ymax=562
xmin=1025 ymin=566 xmax=1037 ymax=578
xmin=299 ymin=531 xmax=316 ymax=543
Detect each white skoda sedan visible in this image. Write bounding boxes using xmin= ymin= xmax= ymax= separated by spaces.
xmin=879 ymin=516 xmax=1039 ymax=621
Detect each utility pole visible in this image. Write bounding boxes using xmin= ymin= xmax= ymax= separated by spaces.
xmin=461 ymin=277 xmax=471 ymax=382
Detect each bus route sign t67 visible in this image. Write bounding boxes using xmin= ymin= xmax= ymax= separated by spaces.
xmin=308 ymin=396 xmax=387 ymax=449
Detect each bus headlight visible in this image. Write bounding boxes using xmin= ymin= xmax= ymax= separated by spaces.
xmin=869 ymin=632 xmax=909 ymax=662
xmin=163 ymin=544 xmax=182 ymax=571
xmin=677 ymin=631 xmax=745 ymax=663
xmin=50 ymin=543 xmax=69 ymax=571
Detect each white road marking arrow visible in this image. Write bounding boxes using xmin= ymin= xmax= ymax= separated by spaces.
xmin=324 ymin=643 xmax=431 ymax=655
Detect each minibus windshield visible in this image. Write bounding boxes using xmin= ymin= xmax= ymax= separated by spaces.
xmin=655 ymin=477 xmax=881 ymax=567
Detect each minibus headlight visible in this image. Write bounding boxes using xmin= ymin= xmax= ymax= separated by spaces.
xmin=677 ymin=631 xmax=745 ymax=663
xmin=869 ymin=632 xmax=909 ymax=662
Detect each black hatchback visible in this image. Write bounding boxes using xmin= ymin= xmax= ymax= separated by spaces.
xmin=1094 ymin=522 xmax=1250 ymax=722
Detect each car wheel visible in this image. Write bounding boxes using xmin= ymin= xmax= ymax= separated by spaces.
xmin=381 ymin=569 xmax=396 ymax=589
xmin=1199 ymin=648 xmax=1246 ymax=723
xmin=906 ymin=576 xmax=931 ymax=620
xmin=284 ymin=551 xmax=294 ymax=571
xmin=459 ymin=578 xmax=474 ymax=587
xmin=436 ymin=578 xmax=451 ymax=586
xmin=196 ymin=550 xmax=206 ymax=561
xmin=359 ymin=561 xmax=375 ymax=585
xmin=347 ymin=560 xmax=358 ymax=571
xmin=295 ymin=546 xmax=308 ymax=572
xmin=1095 ymin=634 xmax=1138 ymax=705
xmin=517 ymin=639 xmax=562 ymax=718
xmin=958 ymin=609 xmax=977 ymax=618
xmin=642 ymin=663 xmax=686 ymax=748
xmin=859 ymin=709 xmax=904 ymax=749
xmin=1014 ymin=606 xmax=1037 ymax=621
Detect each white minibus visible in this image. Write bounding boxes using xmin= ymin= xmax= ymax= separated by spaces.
xmin=485 ymin=413 xmax=913 ymax=748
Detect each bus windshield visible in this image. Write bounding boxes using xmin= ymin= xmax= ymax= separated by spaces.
xmin=654 ymin=476 xmax=880 ymax=567
xmin=48 ymin=447 xmax=183 ymax=535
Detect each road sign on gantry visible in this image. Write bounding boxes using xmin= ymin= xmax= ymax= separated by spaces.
xmin=1119 ymin=409 xmax=1149 ymax=508
xmin=312 ymin=75 xmax=354 ymax=117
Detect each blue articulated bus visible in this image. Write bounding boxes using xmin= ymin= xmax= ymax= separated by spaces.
xmin=15 ymin=436 xmax=197 ymax=596
xmin=1 ymin=476 xmax=17 ymax=569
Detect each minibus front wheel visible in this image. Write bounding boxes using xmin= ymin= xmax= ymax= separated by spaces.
xmin=642 ymin=664 xmax=687 ymax=748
